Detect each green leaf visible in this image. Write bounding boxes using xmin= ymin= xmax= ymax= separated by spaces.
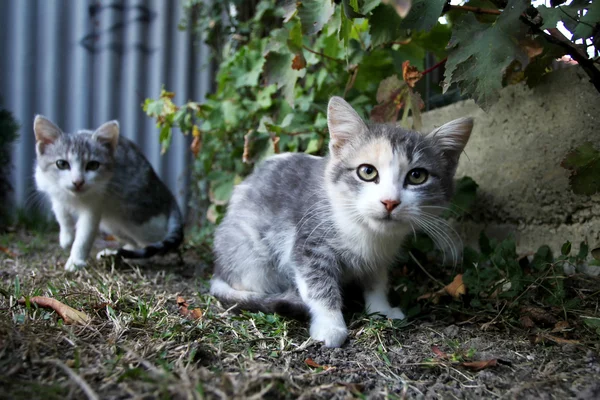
xmin=561 ymin=241 xmax=572 ymax=256
xmin=287 ymin=18 xmax=304 ymax=53
xmin=343 ymin=0 xmax=365 ymax=18
xmin=577 ymin=241 xmax=589 ymax=260
xmin=297 ymin=0 xmax=335 ymax=35
xmin=369 ymin=4 xmax=405 ymax=47
xmin=212 ymin=178 xmax=235 ymax=204
xmin=573 ymin=1 xmax=600 ymax=39
xmin=536 ymin=5 xmax=563 ymax=30
xmin=144 ymin=99 xmax=165 ymax=116
xmin=257 ymin=85 xmax=277 ymax=109
xmin=305 ymin=136 xmax=322 ymax=154
xmin=532 ymin=245 xmax=553 ymax=270
xmin=592 ymin=247 xmax=600 ymax=260
xmin=263 ymin=52 xmax=306 ymax=107
xmin=361 ymin=0 xmax=382 ymax=14
xmin=445 ymin=176 xmax=479 ymax=218
xmin=443 ymin=0 xmax=530 ymax=110
xmin=399 ymin=0 xmax=446 ymax=32
xmin=560 ymin=142 xmax=600 ymax=196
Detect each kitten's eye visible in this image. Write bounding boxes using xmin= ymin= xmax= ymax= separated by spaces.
xmin=86 ymin=161 xmax=100 ymax=171
xmin=56 ymin=160 xmax=70 ymax=170
xmin=406 ymin=168 xmax=428 ymax=185
xmin=357 ymin=164 xmax=378 ymax=182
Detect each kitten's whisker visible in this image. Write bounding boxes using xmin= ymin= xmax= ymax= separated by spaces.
xmin=412 ymin=216 xmax=459 ymax=266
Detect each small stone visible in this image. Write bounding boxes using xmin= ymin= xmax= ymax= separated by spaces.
xmin=443 ymin=325 xmax=459 ymax=338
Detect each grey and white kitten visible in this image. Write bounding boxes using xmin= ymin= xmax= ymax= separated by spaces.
xmin=211 ymin=97 xmax=473 ymax=347
xmin=34 ymin=116 xmax=183 ymax=271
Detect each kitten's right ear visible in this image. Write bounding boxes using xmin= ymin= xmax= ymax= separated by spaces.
xmin=327 ymin=96 xmax=368 ymax=156
xmin=34 ymin=115 xmax=62 ymax=155
xmin=93 ymin=120 xmax=120 ymax=152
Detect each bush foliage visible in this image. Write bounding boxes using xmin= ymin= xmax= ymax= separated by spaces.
xmin=144 ymin=0 xmax=600 ymax=234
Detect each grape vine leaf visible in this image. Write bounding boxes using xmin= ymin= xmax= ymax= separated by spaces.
xmin=369 ymin=4 xmax=405 ymax=47
xmin=560 ymin=142 xmax=600 ymax=196
xmin=399 ymin=0 xmax=446 ymax=32
xmin=297 ymin=0 xmax=335 ymax=35
xmin=536 ymin=5 xmax=563 ymax=30
xmin=263 ymin=52 xmax=306 ymax=107
xmin=443 ymin=0 xmax=530 ymax=110
xmin=572 ymin=0 xmax=600 ymax=39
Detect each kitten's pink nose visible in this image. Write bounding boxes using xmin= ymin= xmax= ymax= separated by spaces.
xmin=381 ymin=199 xmax=400 ymax=213
xmin=72 ymin=179 xmax=85 ymax=190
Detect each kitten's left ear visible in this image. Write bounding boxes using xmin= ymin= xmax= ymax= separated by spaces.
xmin=93 ymin=120 xmax=120 ymax=152
xmin=426 ymin=117 xmax=473 ymax=161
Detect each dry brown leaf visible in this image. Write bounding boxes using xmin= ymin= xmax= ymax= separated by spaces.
xmin=552 ymin=321 xmax=570 ymax=333
xmin=520 ymin=306 xmax=557 ymax=326
xmin=418 ymin=274 xmax=466 ymax=303
xmin=19 ymin=296 xmax=91 ymax=325
xmin=402 ymin=60 xmax=423 ymax=88
xmin=520 ymin=37 xmax=544 ymax=60
xmin=0 ymin=245 xmax=16 ymax=258
xmin=176 ymin=296 xmax=202 ymax=320
xmin=305 ymin=358 xmax=335 ymax=370
xmin=445 ymin=274 xmax=466 ymax=299
xmin=291 ymin=53 xmax=307 ymax=70
xmin=431 ymin=346 xmax=448 ymax=359
xmin=190 ymin=125 xmax=202 ymax=157
xmin=535 ymin=333 xmax=580 ymax=345
xmin=461 ymin=359 xmax=498 ymax=371
xmin=520 ymin=315 xmax=535 ymax=329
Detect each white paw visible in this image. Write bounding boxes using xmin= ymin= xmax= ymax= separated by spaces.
xmin=384 ymin=307 xmax=406 ymax=320
xmin=59 ymin=231 xmax=74 ymax=249
xmin=96 ymin=248 xmax=119 ymax=260
xmin=310 ymin=318 xmax=348 ymax=347
xmin=65 ymin=257 xmax=87 ymax=272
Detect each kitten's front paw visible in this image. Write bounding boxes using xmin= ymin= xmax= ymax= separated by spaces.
xmin=65 ymin=257 xmax=87 ymax=272
xmin=384 ymin=307 xmax=406 ymax=320
xmin=96 ymin=248 xmax=118 ymax=260
xmin=310 ymin=318 xmax=348 ymax=347
xmin=59 ymin=231 xmax=74 ymax=249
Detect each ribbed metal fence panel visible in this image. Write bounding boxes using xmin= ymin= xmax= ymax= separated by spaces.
xmin=0 ymin=0 xmax=212 ymax=217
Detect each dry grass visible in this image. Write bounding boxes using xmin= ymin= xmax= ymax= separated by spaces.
xmin=1 ymin=230 xmax=600 ymax=400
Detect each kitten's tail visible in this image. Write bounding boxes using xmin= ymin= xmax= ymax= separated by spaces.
xmin=210 ymin=277 xmax=310 ymax=321
xmin=116 ymin=201 xmax=184 ymax=259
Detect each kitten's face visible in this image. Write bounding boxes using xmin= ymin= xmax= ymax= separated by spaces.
xmin=325 ymin=97 xmax=472 ymax=235
xmin=34 ymin=117 xmax=120 ymax=197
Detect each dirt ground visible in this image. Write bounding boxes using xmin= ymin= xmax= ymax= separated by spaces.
xmin=1 ymin=230 xmax=599 ymax=399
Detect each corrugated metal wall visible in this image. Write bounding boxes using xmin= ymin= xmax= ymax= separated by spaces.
xmin=0 ymin=0 xmax=212 ymax=217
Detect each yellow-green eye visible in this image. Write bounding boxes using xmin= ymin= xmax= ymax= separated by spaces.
xmin=56 ymin=160 xmax=70 ymax=170
xmin=86 ymin=161 xmax=100 ymax=171
xmin=406 ymin=168 xmax=428 ymax=185
xmin=357 ymin=164 xmax=378 ymax=182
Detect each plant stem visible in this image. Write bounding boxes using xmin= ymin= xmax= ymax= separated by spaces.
xmin=422 ymin=57 xmax=447 ymax=76
xmin=302 ymin=45 xmax=343 ymax=63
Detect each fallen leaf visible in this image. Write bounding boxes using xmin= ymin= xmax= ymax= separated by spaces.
xmin=176 ymin=296 xmax=202 ymax=321
xmin=19 ymin=296 xmax=91 ymax=325
xmin=0 ymin=245 xmax=16 ymax=258
xmin=305 ymin=358 xmax=335 ymax=370
xmin=431 ymin=346 xmax=448 ymax=359
xmin=552 ymin=321 xmax=570 ymax=333
xmin=461 ymin=359 xmax=498 ymax=371
xmin=418 ymin=274 xmax=466 ymax=303
xmin=402 ymin=60 xmax=423 ymax=88
xmin=445 ymin=274 xmax=466 ymax=299
xmin=520 ymin=315 xmax=535 ymax=329
xmin=520 ymin=306 xmax=557 ymax=326
xmin=534 ymin=333 xmax=580 ymax=345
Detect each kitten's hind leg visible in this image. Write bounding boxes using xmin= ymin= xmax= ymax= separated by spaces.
xmin=364 ymin=269 xmax=405 ymax=320
xmin=51 ymin=201 xmax=75 ymax=249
